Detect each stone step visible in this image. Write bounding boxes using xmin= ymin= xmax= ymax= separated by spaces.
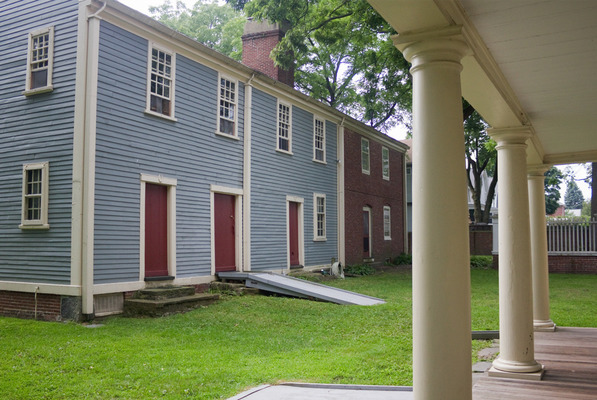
xmin=210 ymin=281 xmax=260 ymax=296
xmin=124 ymin=293 xmax=220 ymax=317
xmin=134 ymin=286 xmax=196 ymax=300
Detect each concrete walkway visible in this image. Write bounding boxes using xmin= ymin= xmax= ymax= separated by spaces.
xmin=228 ymin=383 xmax=413 ymax=400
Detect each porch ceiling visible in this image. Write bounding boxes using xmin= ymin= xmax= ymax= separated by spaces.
xmin=368 ymin=0 xmax=597 ymax=166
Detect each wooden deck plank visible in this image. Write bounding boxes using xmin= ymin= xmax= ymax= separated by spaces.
xmin=473 ymin=327 xmax=597 ymax=399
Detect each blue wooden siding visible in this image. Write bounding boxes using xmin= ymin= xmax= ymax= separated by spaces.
xmin=94 ymin=21 xmax=244 ymax=284
xmin=250 ymin=89 xmax=338 ymax=270
xmin=0 ymin=0 xmax=78 ymax=284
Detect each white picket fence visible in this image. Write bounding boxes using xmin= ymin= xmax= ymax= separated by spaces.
xmin=546 ymin=218 xmax=597 ymax=254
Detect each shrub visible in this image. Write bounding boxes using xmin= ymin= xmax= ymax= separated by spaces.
xmin=470 ymin=255 xmax=493 ymax=269
xmin=393 ymin=253 xmax=412 ymax=265
xmin=344 ymin=264 xmax=375 ymax=276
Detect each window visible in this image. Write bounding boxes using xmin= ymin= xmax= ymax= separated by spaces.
xmin=313 ymin=194 xmax=326 ymax=240
xmin=361 ymin=138 xmax=370 ymax=174
xmin=382 ymin=146 xmax=390 ymax=180
xmin=147 ymin=45 xmax=175 ymax=118
xmin=218 ymin=76 xmax=237 ymax=137
xmin=383 ymin=206 xmax=391 ymax=240
xmin=20 ymin=162 xmax=49 ymax=229
xmin=313 ymin=117 xmax=326 ymax=163
xmin=24 ymin=27 xmax=54 ymax=95
xmin=277 ymin=101 xmax=292 ymax=153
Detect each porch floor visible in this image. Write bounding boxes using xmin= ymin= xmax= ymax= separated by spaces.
xmin=473 ymin=327 xmax=597 ymax=399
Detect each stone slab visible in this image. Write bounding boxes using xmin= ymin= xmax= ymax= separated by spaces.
xmin=227 ymin=383 xmax=413 ymax=400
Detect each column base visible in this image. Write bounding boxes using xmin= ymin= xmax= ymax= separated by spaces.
xmin=487 ymin=366 xmax=545 ymax=381
xmin=492 ymin=357 xmax=543 ymax=375
xmin=534 ymin=319 xmax=556 ymax=332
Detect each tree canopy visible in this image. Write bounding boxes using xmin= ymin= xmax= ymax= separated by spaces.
xmin=564 ymin=180 xmax=584 ymax=210
xmin=225 ymin=0 xmax=412 ymax=132
xmin=149 ymin=0 xmax=245 ymax=61
xmin=544 ymin=166 xmax=564 ymax=215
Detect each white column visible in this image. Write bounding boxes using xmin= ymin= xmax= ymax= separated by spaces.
xmin=489 ymin=128 xmax=543 ymax=378
xmin=528 ymin=166 xmax=556 ymax=331
xmin=395 ymin=26 xmax=471 ymax=400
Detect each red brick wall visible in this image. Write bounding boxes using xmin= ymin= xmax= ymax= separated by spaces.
xmin=344 ymin=128 xmax=405 ymax=265
xmin=0 ymin=291 xmax=62 ymax=321
xmin=469 ymin=225 xmax=493 ymax=255
xmin=492 ymin=254 xmax=597 ymax=274
xmin=241 ymin=30 xmax=294 ymax=87
xmin=547 ymin=255 xmax=597 ymax=273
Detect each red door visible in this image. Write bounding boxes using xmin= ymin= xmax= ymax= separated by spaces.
xmin=145 ymin=183 xmax=168 ymax=277
xmin=215 ymin=194 xmax=236 ymax=273
xmin=289 ymin=202 xmax=300 ymax=266
xmin=363 ymin=209 xmax=371 ymax=258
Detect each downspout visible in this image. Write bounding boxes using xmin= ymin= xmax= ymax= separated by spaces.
xmin=403 ymin=150 xmax=409 ymax=254
xmin=242 ymin=74 xmax=255 ymax=271
xmin=337 ymin=118 xmax=346 ymax=265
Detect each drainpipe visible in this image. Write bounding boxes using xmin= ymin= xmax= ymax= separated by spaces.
xmin=242 ymin=74 xmax=255 ymax=271
xmin=337 ymin=118 xmax=345 ymax=265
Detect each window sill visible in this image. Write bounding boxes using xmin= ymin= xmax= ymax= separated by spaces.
xmin=384 ymin=237 xmax=392 ymax=241
xmin=144 ymin=109 xmax=177 ymax=122
xmin=215 ymin=131 xmax=240 ymax=140
xmin=19 ymin=223 xmax=50 ymax=230
xmin=22 ymin=85 xmax=54 ymax=96
xmin=313 ymin=237 xmax=327 ymax=242
xmin=312 ymin=159 xmax=327 ymax=165
xmin=383 ymin=176 xmax=390 ymax=181
xmin=276 ymin=149 xmax=294 ymax=156
xmin=362 ymin=170 xmax=370 ymax=175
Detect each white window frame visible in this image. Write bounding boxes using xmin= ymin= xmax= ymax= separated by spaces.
xmin=216 ymin=74 xmax=239 ymax=139
xmin=361 ymin=138 xmax=370 ymax=174
xmin=145 ymin=43 xmax=176 ymax=121
xmin=383 ymin=206 xmax=392 ymax=240
xmin=277 ymin=100 xmax=292 ymax=154
xmin=20 ymin=162 xmax=50 ymax=229
xmin=313 ymin=193 xmax=326 ymax=241
xmin=382 ymin=146 xmax=390 ymax=180
xmin=23 ymin=26 xmax=54 ymax=96
xmin=313 ymin=116 xmax=326 ymax=163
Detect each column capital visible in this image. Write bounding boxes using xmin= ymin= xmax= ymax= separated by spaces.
xmin=488 ymin=126 xmax=532 ymax=147
xmin=527 ymin=164 xmax=552 ymax=177
xmin=392 ymin=25 xmax=471 ymax=70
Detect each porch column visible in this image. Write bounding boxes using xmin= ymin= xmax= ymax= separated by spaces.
xmin=528 ymin=166 xmax=556 ymax=331
xmin=395 ymin=27 xmax=472 ymax=400
xmin=489 ymin=128 xmax=543 ymax=378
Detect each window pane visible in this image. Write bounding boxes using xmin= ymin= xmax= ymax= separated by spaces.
xmin=220 ymin=118 xmax=234 ymax=135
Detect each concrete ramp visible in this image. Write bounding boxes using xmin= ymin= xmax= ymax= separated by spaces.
xmin=217 ymin=272 xmax=385 ymax=306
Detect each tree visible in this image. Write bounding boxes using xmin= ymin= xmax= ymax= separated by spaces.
xmin=150 ymin=0 xmax=245 ymax=61
xmin=564 ymin=180 xmax=584 ymax=209
xmin=225 ymin=0 xmax=412 ymax=132
xmin=464 ymin=109 xmax=497 ymax=223
xmin=544 ymin=167 xmax=564 ymax=215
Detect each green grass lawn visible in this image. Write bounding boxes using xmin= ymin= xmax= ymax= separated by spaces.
xmin=0 ymin=269 xmax=595 ymax=399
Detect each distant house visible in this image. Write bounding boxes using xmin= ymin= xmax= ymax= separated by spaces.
xmin=0 ymin=0 xmax=406 ymax=320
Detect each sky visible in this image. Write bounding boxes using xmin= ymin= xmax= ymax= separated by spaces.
xmin=115 ymin=1 xmax=591 ymax=201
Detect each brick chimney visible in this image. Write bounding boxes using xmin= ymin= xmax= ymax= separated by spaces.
xmin=241 ymin=19 xmax=294 ymax=87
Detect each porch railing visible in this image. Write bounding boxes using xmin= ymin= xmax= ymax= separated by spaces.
xmin=547 ymin=218 xmax=597 ymax=254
